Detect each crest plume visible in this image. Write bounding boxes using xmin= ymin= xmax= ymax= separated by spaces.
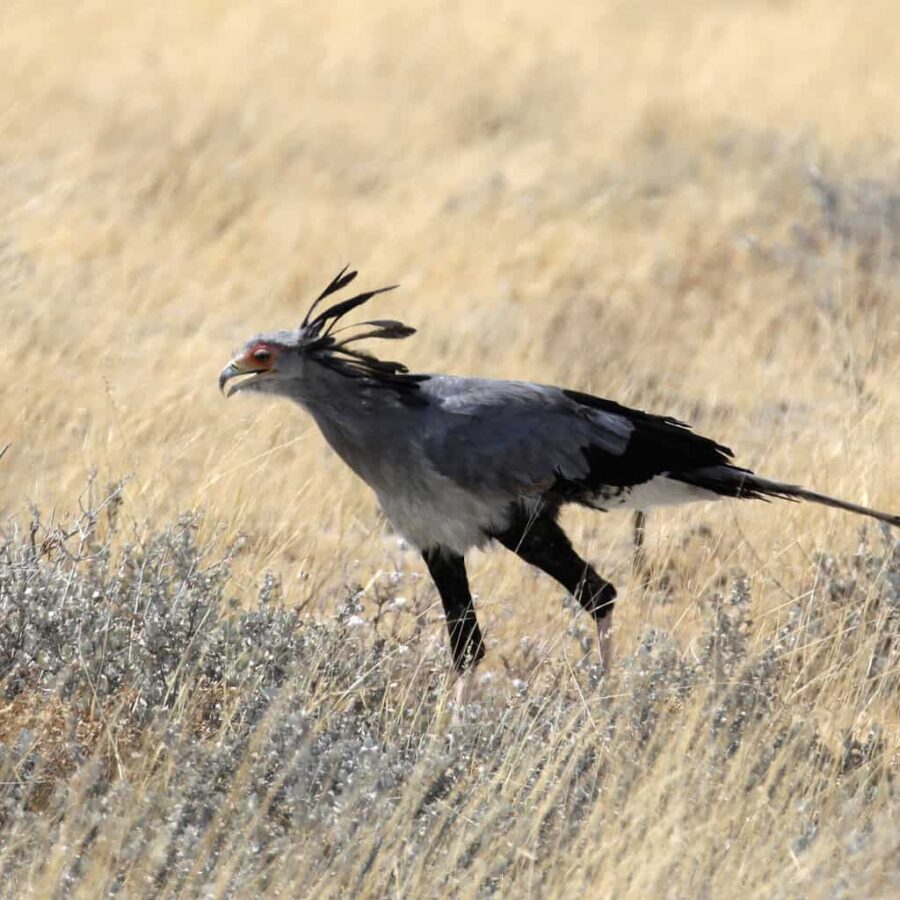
xmin=300 ymin=265 xmax=358 ymax=327
xmin=299 ymin=267 xmax=426 ymax=396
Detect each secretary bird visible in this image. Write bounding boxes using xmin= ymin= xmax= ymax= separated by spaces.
xmin=219 ymin=268 xmax=899 ymax=676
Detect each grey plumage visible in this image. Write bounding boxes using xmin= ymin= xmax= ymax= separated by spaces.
xmin=219 ymin=269 xmax=900 ymax=674
xmin=420 ymin=377 xmax=635 ymax=494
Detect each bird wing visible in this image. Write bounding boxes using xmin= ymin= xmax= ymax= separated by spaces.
xmin=419 ymin=377 xmax=736 ymax=500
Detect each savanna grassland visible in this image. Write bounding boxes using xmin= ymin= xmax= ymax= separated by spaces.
xmin=1 ymin=1 xmax=899 ymax=896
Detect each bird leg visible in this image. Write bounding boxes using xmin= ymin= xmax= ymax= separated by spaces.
xmin=632 ymin=510 xmax=647 ymax=575
xmin=595 ymin=610 xmax=614 ymax=671
xmin=493 ymin=509 xmax=617 ymax=672
xmin=422 ymin=547 xmax=485 ymax=679
xmin=454 ymin=671 xmax=474 ymax=708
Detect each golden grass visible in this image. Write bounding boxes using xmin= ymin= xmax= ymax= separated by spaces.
xmin=1 ymin=0 xmax=899 ymax=896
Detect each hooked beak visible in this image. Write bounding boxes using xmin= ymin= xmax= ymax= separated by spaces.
xmin=219 ymin=360 xmax=257 ymax=398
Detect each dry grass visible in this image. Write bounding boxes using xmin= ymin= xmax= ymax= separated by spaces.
xmin=1 ymin=0 xmax=899 ymax=896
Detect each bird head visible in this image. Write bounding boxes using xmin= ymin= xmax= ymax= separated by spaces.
xmin=219 ymin=267 xmax=426 ymax=400
xmin=218 ymin=328 xmax=306 ymax=398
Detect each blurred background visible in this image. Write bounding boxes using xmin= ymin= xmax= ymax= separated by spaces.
xmin=1 ymin=0 xmax=898 ymax=650
xmin=2 ymin=4 xmax=899 ymax=895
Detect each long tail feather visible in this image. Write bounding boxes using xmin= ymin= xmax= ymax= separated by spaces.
xmin=680 ymin=466 xmax=900 ymax=527
xmin=749 ymin=476 xmax=900 ymax=527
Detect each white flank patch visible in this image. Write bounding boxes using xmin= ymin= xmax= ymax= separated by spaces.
xmin=589 ymin=475 xmax=721 ymax=511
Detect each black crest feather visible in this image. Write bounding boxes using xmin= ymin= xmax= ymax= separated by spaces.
xmin=301 ymin=265 xmax=358 ymax=327
xmin=299 ymin=268 xmax=425 ymax=399
xmin=316 ymin=285 xmax=399 ymax=335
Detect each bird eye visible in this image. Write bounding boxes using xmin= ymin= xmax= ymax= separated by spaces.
xmin=252 ymin=347 xmax=272 ymax=363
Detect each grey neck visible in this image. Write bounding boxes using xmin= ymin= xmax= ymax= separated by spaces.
xmin=285 ymin=361 xmax=423 ymax=487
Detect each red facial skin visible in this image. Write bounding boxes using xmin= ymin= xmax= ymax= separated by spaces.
xmin=244 ymin=344 xmax=277 ymax=371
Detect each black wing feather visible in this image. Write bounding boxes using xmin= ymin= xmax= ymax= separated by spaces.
xmin=558 ymin=389 xmax=738 ymax=493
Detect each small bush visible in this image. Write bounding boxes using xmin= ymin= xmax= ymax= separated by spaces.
xmin=1 ymin=489 xmax=897 ymax=897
